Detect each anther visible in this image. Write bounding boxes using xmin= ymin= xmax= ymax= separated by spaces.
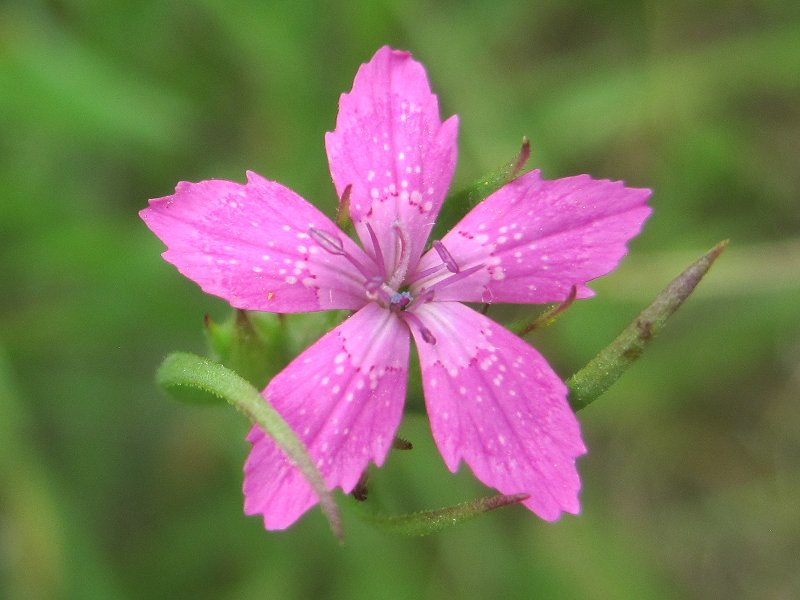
xmin=308 ymin=226 xmax=372 ymax=280
xmin=308 ymin=227 xmax=344 ymax=255
xmin=420 ymin=327 xmax=436 ymax=345
xmin=401 ymin=311 xmax=437 ymax=345
xmin=433 ymin=240 xmax=459 ymax=273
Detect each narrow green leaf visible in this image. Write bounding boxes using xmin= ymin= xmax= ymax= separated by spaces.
xmin=351 ymin=493 xmax=529 ymax=536
xmin=156 ymin=352 xmax=343 ymax=540
xmin=567 ymin=240 xmax=729 ymax=411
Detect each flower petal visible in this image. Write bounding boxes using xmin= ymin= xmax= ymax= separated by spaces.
xmin=411 ymin=301 xmax=586 ymax=521
xmin=140 ymin=171 xmax=368 ymax=312
xmin=243 ymin=303 xmax=410 ymax=529
xmin=325 ymin=46 xmax=458 ymax=273
xmin=413 ymin=170 xmax=651 ymax=304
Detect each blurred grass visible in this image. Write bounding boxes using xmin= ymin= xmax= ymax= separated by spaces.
xmin=1 ymin=0 xmax=799 ymax=598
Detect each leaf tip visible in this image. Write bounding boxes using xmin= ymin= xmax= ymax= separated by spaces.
xmin=708 ymin=238 xmax=729 ymax=262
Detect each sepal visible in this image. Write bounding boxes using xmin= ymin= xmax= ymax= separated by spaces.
xmin=432 ymin=137 xmax=530 ymax=240
xmin=205 ymin=310 xmax=286 ymax=390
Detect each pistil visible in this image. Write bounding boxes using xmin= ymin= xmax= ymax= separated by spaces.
xmin=386 ymin=221 xmax=412 ymax=290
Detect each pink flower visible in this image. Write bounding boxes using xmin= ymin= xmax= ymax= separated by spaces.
xmin=141 ymin=46 xmax=651 ymax=529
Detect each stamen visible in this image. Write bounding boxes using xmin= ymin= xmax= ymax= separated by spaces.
xmin=406 ymin=240 xmax=459 ymax=286
xmin=433 ymin=262 xmax=485 ymax=290
xmin=308 ymin=227 xmax=372 ymax=280
xmin=406 ymin=262 xmax=446 ymax=285
xmin=402 ymin=311 xmax=436 ymax=345
xmin=433 ymin=240 xmax=459 ymax=273
xmin=308 ymin=227 xmax=344 ymax=255
xmin=365 ymin=222 xmax=386 ymax=279
xmin=408 ymin=263 xmax=486 ymax=310
xmin=420 ymin=328 xmax=436 ymax=345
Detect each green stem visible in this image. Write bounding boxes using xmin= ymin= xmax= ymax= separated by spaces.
xmin=156 ymin=352 xmax=343 ymax=541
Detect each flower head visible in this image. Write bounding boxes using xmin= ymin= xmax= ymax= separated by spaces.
xmin=141 ymin=47 xmax=651 ymax=529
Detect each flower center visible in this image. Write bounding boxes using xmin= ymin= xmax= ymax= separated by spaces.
xmin=308 ymin=223 xmax=484 ymax=345
xmin=389 ymin=290 xmax=413 ymax=310
xmin=310 ymin=221 xmax=415 ymax=310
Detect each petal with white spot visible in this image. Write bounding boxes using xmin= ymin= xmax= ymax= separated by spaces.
xmin=325 ymin=46 xmax=458 ymax=273
xmin=414 ymin=170 xmax=651 ymax=304
xmin=243 ymin=303 xmax=410 ymax=530
xmin=411 ymin=301 xmax=586 ymax=521
xmin=140 ymin=171 xmax=368 ymax=312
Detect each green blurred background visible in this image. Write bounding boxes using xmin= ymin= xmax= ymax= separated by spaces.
xmin=2 ymin=0 xmax=799 ymax=598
